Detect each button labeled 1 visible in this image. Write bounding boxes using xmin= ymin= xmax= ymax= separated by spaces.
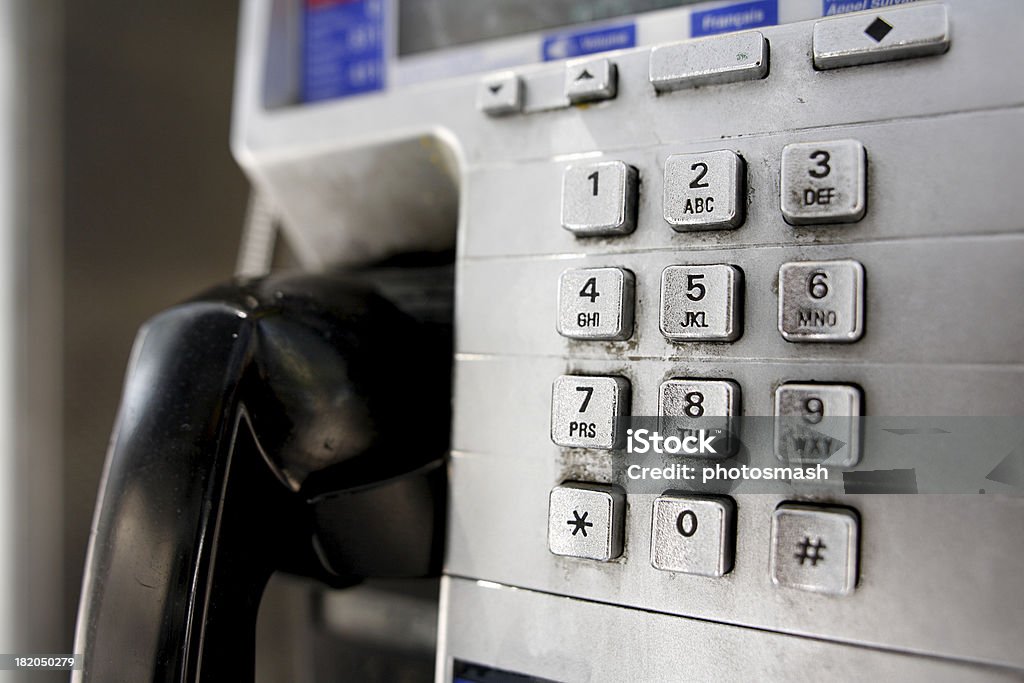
xmin=660 ymin=265 xmax=743 ymax=342
xmin=557 ymin=267 xmax=635 ymax=341
xmin=664 ymin=151 xmax=745 ymax=231
xmin=781 ymin=140 xmax=866 ymax=225
xmin=775 ymin=383 xmax=862 ymax=467
xmin=549 ymin=482 xmax=625 ymax=561
xmin=771 ymin=504 xmax=859 ymax=596
xmin=651 ymin=495 xmax=735 ymax=577
xmin=561 ymin=161 xmax=638 ymax=236
xmin=778 ymin=259 xmax=865 ymax=343
xmin=551 ymin=375 xmax=630 ymax=449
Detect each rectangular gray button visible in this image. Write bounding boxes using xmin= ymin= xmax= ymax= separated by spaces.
xmin=549 ymin=482 xmax=625 ymax=561
xmin=565 ymin=57 xmax=617 ymax=103
xmin=660 ymin=264 xmax=743 ymax=342
xmin=651 ymin=495 xmax=735 ymax=577
xmin=477 ymin=72 xmax=523 ymax=115
xmin=659 ymin=379 xmax=740 ymax=457
xmin=774 ymin=383 xmax=862 ymax=467
xmin=778 ymin=259 xmax=865 ymax=343
xmin=664 ymin=150 xmax=745 ymax=231
xmin=771 ymin=504 xmax=859 ymax=596
xmin=650 ymin=31 xmax=768 ymax=92
xmin=813 ymin=4 xmax=950 ymax=70
xmin=557 ymin=267 xmax=635 ymax=341
xmin=781 ymin=140 xmax=866 ymax=225
xmin=561 ymin=161 xmax=638 ymax=236
xmin=551 ymin=375 xmax=630 ymax=450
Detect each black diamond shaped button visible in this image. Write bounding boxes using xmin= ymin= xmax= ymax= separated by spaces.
xmin=864 ymin=17 xmax=893 ymax=43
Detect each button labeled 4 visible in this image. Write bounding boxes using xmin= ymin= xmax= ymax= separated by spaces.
xmin=557 ymin=267 xmax=635 ymax=341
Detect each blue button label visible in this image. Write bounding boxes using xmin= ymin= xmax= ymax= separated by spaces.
xmin=303 ymin=0 xmax=386 ymax=103
xmin=823 ymin=0 xmax=919 ymax=16
xmin=543 ymin=23 xmax=636 ymax=61
xmin=691 ymin=0 xmax=778 ymax=38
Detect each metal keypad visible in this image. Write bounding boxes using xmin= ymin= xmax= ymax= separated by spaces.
xmin=660 ymin=265 xmax=743 ymax=342
xmin=557 ymin=267 xmax=635 ymax=341
xmin=565 ymin=57 xmax=617 ymax=104
xmin=548 ymin=482 xmax=625 ymax=561
xmin=778 ymin=259 xmax=865 ymax=343
xmin=664 ymin=151 xmax=746 ymax=231
xmin=781 ymin=140 xmax=867 ymax=225
xmin=551 ymin=375 xmax=630 ymax=449
xmin=659 ymin=379 xmax=740 ymax=457
xmin=650 ymin=31 xmax=768 ymax=92
xmin=651 ymin=495 xmax=735 ymax=577
xmin=476 ymin=72 xmax=523 ymax=116
xmin=813 ymin=4 xmax=950 ymax=70
xmin=774 ymin=383 xmax=863 ymax=467
xmin=561 ymin=161 xmax=638 ymax=236
xmin=771 ymin=504 xmax=859 ymax=596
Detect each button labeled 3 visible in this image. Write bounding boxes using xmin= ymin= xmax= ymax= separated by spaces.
xmin=651 ymin=495 xmax=735 ymax=577
xmin=771 ymin=504 xmax=859 ymax=596
xmin=781 ymin=140 xmax=866 ymax=225
xmin=561 ymin=161 xmax=639 ymax=236
xmin=664 ymin=151 xmax=746 ymax=231
xmin=557 ymin=267 xmax=635 ymax=341
xmin=779 ymin=259 xmax=865 ymax=343
xmin=660 ymin=265 xmax=743 ymax=342
xmin=551 ymin=375 xmax=630 ymax=449
xmin=549 ymin=482 xmax=625 ymax=561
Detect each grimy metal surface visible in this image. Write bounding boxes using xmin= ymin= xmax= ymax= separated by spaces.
xmin=232 ymin=0 xmax=1024 ymax=679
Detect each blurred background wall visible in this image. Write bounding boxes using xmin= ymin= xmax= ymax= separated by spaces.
xmin=62 ymin=0 xmax=248 ymax=648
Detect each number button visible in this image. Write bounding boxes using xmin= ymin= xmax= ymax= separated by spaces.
xmin=664 ymin=150 xmax=746 ymax=231
xmin=774 ymin=383 xmax=862 ymax=466
xmin=651 ymin=495 xmax=736 ymax=577
xmin=778 ymin=259 xmax=864 ymax=343
xmin=659 ymin=379 xmax=740 ymax=457
xmin=561 ymin=161 xmax=639 ymax=236
xmin=660 ymin=265 xmax=743 ymax=342
xmin=557 ymin=267 xmax=635 ymax=341
xmin=551 ymin=375 xmax=630 ymax=449
xmin=781 ymin=140 xmax=866 ymax=225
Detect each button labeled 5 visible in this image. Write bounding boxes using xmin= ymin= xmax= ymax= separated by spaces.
xmin=551 ymin=375 xmax=630 ymax=449
xmin=557 ymin=267 xmax=635 ymax=341
xmin=664 ymin=150 xmax=745 ymax=231
xmin=660 ymin=265 xmax=743 ymax=342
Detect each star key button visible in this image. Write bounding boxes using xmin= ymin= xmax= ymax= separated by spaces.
xmin=548 ymin=482 xmax=625 ymax=561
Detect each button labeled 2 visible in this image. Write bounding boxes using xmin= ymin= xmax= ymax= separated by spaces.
xmin=664 ymin=151 xmax=746 ymax=231
xmin=557 ymin=267 xmax=635 ymax=341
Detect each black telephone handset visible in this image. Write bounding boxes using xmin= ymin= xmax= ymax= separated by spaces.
xmin=73 ymin=268 xmax=452 ymax=682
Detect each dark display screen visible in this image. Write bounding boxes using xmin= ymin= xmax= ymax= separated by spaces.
xmin=398 ymin=0 xmax=701 ymax=55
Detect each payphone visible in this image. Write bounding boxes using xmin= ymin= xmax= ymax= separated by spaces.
xmin=76 ymin=1 xmax=1024 ymax=680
